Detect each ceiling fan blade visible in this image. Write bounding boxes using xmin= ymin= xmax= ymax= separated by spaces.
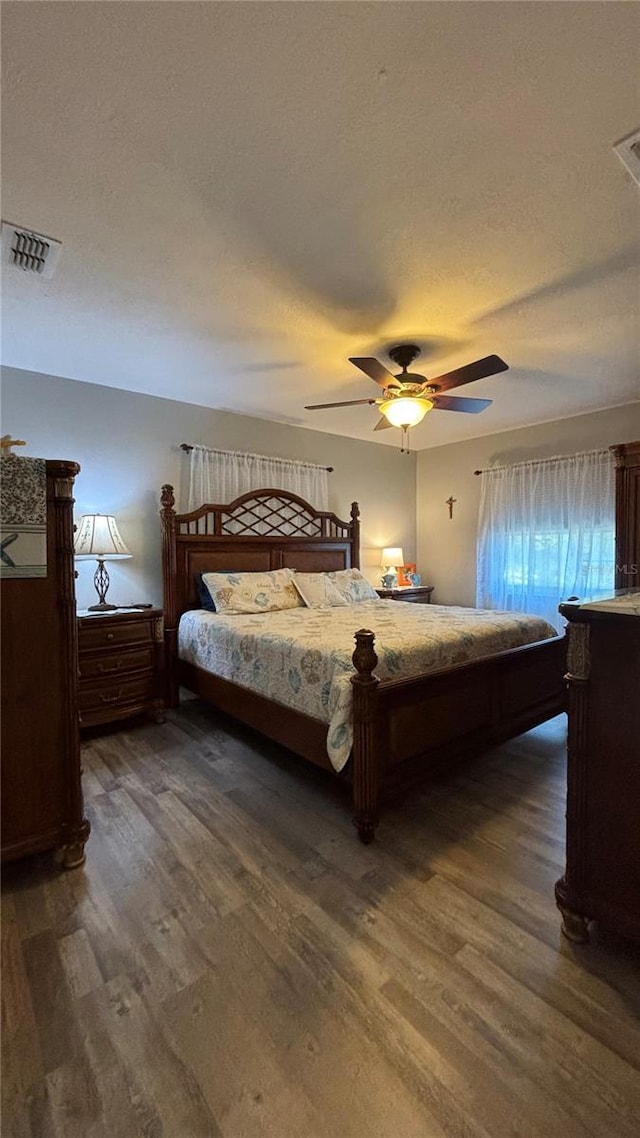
xmin=305 ymin=398 xmax=378 ymax=410
xmin=426 ymin=354 xmax=508 ymax=393
xmin=349 ymin=357 xmax=402 ymax=389
xmin=373 ymin=416 xmax=394 ymax=431
xmin=430 ymin=395 xmax=493 ymax=414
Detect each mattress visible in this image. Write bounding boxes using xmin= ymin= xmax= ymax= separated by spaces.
xmin=178 ymin=600 xmax=557 ymax=772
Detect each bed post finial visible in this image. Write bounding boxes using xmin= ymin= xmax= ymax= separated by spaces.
xmin=161 ymin=484 xmax=175 ymax=516
xmin=352 ymin=628 xmax=377 ymax=679
xmin=350 ymin=501 xmax=360 ymax=569
xmin=351 ymin=629 xmax=380 ymax=844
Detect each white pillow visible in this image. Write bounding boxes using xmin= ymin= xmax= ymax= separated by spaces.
xmin=201 ymin=568 xmax=304 ymax=615
xmin=293 ymin=572 xmax=348 ymax=609
xmin=326 ymin=568 xmax=380 ymax=604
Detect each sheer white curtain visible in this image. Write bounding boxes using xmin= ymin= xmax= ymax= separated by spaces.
xmin=187 ymin=446 xmax=329 ymax=511
xmin=476 ymin=448 xmax=615 ymax=627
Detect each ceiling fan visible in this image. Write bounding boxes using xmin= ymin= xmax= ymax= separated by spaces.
xmin=305 ymin=345 xmax=509 ymax=446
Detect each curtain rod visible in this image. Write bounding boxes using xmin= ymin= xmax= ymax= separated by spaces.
xmin=473 ymin=447 xmax=611 ymax=476
xmin=179 ymin=443 xmax=333 ymax=473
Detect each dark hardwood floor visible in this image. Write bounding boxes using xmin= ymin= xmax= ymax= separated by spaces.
xmin=2 ymin=704 xmax=640 ymax=1138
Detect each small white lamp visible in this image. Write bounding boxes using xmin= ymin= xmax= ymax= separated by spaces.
xmin=74 ymin=514 xmax=132 ymax=611
xmin=380 ymin=547 xmax=404 ymax=588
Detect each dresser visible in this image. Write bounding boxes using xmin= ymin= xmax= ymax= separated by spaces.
xmin=1 ymin=459 xmax=89 ymax=868
xmin=555 ymin=597 xmax=640 ymax=943
xmin=77 ymin=608 xmax=165 ymax=729
xmin=376 ymin=585 xmax=434 ymax=604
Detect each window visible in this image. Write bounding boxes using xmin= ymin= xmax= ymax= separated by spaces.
xmin=476 ymin=449 xmax=615 ymax=628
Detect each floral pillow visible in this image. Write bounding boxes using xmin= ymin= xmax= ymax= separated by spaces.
xmin=293 ymin=572 xmax=348 ymax=609
xmin=201 ymin=568 xmax=304 ymax=615
xmin=326 ymin=568 xmax=380 ymax=604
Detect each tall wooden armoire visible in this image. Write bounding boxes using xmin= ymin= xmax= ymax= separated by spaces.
xmin=1 ymin=458 xmax=89 ymax=867
xmin=611 ymin=440 xmax=640 ymax=591
xmin=554 ymin=439 xmax=640 ymax=943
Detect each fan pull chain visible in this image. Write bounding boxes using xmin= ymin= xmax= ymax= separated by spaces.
xmin=401 ymin=427 xmax=411 ymax=454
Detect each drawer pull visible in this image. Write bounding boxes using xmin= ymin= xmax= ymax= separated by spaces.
xmin=100 ymin=689 xmax=123 ymax=704
xmin=106 ymin=632 xmax=114 ymax=641
xmin=98 ymin=660 xmax=123 ymax=674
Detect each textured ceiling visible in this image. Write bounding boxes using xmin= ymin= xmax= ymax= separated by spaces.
xmin=2 ymin=2 xmax=639 ymax=449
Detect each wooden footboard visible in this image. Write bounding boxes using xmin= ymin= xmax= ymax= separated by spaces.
xmin=350 ymin=630 xmax=567 ymax=842
xmin=176 ymin=628 xmax=566 ymax=845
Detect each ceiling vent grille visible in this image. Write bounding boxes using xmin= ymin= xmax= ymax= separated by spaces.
xmin=613 ymin=128 xmax=640 ymax=188
xmin=1 ymin=221 xmax=62 ymax=278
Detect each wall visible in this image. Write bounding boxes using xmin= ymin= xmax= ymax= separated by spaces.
xmin=1 ymin=367 xmax=416 ymax=609
xmin=417 ymin=402 xmax=640 ymax=606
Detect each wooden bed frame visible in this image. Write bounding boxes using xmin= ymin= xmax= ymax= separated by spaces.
xmin=161 ymin=485 xmax=567 ymax=842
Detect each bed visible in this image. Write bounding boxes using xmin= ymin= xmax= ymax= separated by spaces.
xmin=161 ymin=486 xmax=566 ymax=841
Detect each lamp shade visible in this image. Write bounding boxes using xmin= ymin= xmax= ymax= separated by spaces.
xmin=380 ymin=397 xmax=433 ymax=428
xmin=74 ymin=515 xmax=131 ymax=560
xmin=381 ymin=547 xmax=404 ymax=568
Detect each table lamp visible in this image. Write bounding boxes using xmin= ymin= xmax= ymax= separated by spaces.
xmin=74 ymin=514 xmax=132 ymax=611
xmin=380 ymin=547 xmax=404 ymax=588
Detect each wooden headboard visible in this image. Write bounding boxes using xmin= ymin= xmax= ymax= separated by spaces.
xmin=160 ymin=484 xmax=360 ymax=643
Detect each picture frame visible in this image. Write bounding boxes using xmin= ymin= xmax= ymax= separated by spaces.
xmin=397 ymin=562 xmax=417 ymax=587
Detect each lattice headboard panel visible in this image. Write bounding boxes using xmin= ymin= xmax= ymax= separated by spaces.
xmin=174 ymin=490 xmax=354 ymax=540
xmin=160 ymin=486 xmax=360 ymax=634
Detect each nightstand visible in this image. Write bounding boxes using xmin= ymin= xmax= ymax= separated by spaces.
xmin=376 ymin=585 xmax=434 ymax=604
xmin=77 ymin=608 xmax=165 ymax=730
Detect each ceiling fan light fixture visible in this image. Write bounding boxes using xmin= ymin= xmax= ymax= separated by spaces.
xmin=380 ymin=396 xmax=433 ymax=428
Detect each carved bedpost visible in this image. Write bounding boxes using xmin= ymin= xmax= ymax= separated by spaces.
xmin=555 ymin=617 xmax=591 ymax=943
xmin=351 ymin=629 xmax=380 ymax=843
xmin=160 ymin=484 xmax=179 ymax=708
xmin=350 ymin=502 xmax=360 ymax=569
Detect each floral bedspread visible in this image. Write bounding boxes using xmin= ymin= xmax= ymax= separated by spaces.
xmin=178 ymin=601 xmax=557 ymax=772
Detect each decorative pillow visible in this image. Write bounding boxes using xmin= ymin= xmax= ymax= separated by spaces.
xmin=293 ymin=572 xmax=348 ymax=609
xmin=196 ymin=572 xmax=217 ymax=612
xmin=200 ymin=568 xmax=304 ymax=615
xmin=196 ymin=570 xmax=248 ymax=611
xmin=326 ymin=568 xmax=380 ymax=604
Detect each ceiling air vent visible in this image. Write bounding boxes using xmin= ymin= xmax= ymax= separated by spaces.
xmin=613 ymin=128 xmax=640 ymax=188
xmin=1 ymin=221 xmax=62 ymax=278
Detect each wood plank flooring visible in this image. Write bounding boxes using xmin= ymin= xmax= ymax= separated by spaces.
xmin=2 ymin=703 xmax=640 ymax=1138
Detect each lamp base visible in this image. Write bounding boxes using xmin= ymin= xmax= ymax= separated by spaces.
xmin=88 ymin=601 xmax=118 ymax=612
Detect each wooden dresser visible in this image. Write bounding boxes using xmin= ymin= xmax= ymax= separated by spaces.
xmin=77 ymin=608 xmax=165 ymax=729
xmin=556 ymin=598 xmax=640 ymax=943
xmin=1 ymin=459 xmax=89 ymax=868
xmin=376 ymin=585 xmax=434 ymax=604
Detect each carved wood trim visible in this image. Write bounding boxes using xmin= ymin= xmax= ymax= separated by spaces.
xmin=566 ymin=622 xmax=590 ymax=682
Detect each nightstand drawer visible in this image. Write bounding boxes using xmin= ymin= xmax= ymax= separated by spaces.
xmin=376 ymin=585 xmax=434 ymax=604
xmin=79 ymin=673 xmax=155 ymax=715
xmin=77 ymin=608 xmax=164 ymax=730
xmin=79 ymin=645 xmax=154 ymax=681
xmin=79 ymin=618 xmax=154 ymax=651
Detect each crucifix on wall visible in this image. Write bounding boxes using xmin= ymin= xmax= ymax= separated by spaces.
xmin=445 ymin=495 xmax=457 ymax=519
xmin=1 ymin=435 xmax=26 ymax=456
